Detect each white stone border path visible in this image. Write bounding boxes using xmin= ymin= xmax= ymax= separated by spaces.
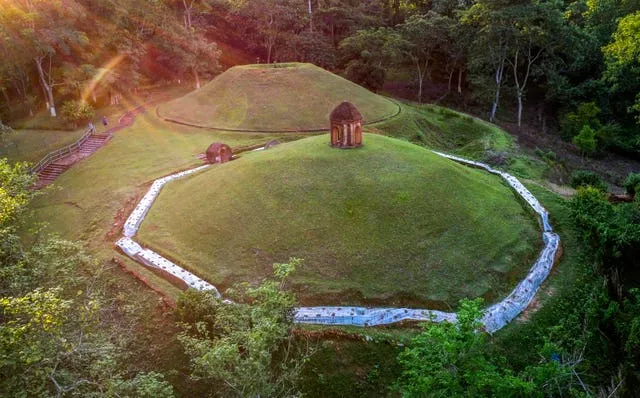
xmin=116 ymin=149 xmax=560 ymax=333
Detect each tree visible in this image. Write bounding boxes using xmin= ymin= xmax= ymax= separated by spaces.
xmin=177 ymin=258 xmax=314 ymax=397
xmin=228 ymin=0 xmax=306 ymax=63
xmin=60 ymin=100 xmax=95 ymax=128
xmin=507 ymin=1 xmax=565 ymax=129
xmin=462 ymin=0 xmax=515 ymax=123
xmin=604 ymin=10 xmax=640 ymax=124
xmin=0 ymin=159 xmax=176 ymax=397
xmin=340 ymin=27 xmax=405 ymax=91
xmin=0 ymin=1 xmax=89 ymax=117
xmin=183 ymin=34 xmax=222 ymax=89
xmin=399 ymin=12 xmax=452 ymax=103
xmin=0 ymin=159 xmax=33 ymax=228
xmin=563 ymin=101 xmax=603 ymax=138
xmin=394 ymin=298 xmax=592 ymax=397
xmin=394 ymin=299 xmax=536 ymax=397
xmin=573 ymin=125 xmax=598 ymax=156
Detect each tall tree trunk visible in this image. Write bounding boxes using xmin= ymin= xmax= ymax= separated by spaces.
xmin=415 ymin=57 xmax=428 ymax=104
xmin=331 ymin=21 xmax=335 ymax=47
xmin=447 ymin=69 xmax=454 ymax=92
xmin=194 ymin=68 xmax=201 ymax=89
xmin=308 ymin=0 xmax=313 ymax=33
xmin=457 ymin=68 xmax=463 ymax=94
xmin=34 ymin=57 xmax=56 ymax=117
xmin=489 ymin=59 xmax=505 ymax=123
xmin=182 ymin=0 xmax=193 ymax=30
xmin=517 ymin=90 xmax=523 ymax=129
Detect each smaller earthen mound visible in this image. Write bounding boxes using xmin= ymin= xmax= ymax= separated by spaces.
xmin=206 ymin=143 xmax=233 ymax=164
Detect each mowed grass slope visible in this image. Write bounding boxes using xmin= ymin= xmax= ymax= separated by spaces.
xmin=138 ymin=134 xmax=541 ymax=308
xmin=21 ymin=96 xmax=300 ymax=300
xmin=157 ymin=63 xmax=399 ymax=131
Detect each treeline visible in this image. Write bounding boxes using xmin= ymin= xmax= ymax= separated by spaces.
xmin=212 ymin=0 xmax=640 ymax=157
xmin=2 ymin=1 xmax=639 ymax=157
xmin=0 ymin=0 xmax=221 ymax=123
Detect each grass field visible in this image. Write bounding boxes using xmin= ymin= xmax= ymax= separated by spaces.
xmin=157 ymin=63 xmax=400 ymax=131
xmin=20 ymin=93 xmax=299 ymax=300
xmin=14 ymin=81 xmax=543 ymax=310
xmin=0 ymin=128 xmax=88 ymax=163
xmin=370 ymin=103 xmax=513 ymax=157
xmin=137 ymin=134 xmax=540 ymax=308
xmin=1 ymin=94 xmax=173 ymax=164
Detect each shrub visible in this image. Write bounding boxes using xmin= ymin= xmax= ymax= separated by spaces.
xmin=60 ymin=100 xmax=94 ymax=128
xmin=0 ymin=120 xmax=13 ymax=138
xmin=623 ymin=173 xmax=640 ymax=197
xmin=571 ymin=170 xmax=608 ymax=192
xmin=573 ymin=125 xmax=597 ymax=156
xmin=534 ymin=148 xmax=557 ymax=163
xmin=561 ymin=102 xmax=601 ymax=138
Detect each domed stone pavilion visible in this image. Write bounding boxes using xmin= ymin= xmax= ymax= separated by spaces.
xmin=330 ymin=102 xmax=363 ymax=148
xmin=206 ymin=142 xmax=233 ymax=164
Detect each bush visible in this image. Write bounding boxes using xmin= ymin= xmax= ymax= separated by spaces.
xmin=571 ymin=170 xmax=608 ymax=192
xmin=534 ymin=148 xmax=557 ymax=163
xmin=561 ymin=102 xmax=601 ymax=138
xmin=573 ymin=125 xmax=597 ymax=156
xmin=60 ymin=100 xmax=94 ymax=128
xmin=623 ymin=173 xmax=640 ymax=197
xmin=0 ymin=120 xmax=13 ymax=138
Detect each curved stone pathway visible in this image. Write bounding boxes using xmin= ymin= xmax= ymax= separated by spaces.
xmin=116 ymin=148 xmax=560 ymax=333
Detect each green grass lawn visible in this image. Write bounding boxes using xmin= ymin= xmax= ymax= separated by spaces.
xmin=137 ymin=134 xmax=540 ymax=309
xmin=22 ymin=99 xmax=297 ymax=299
xmin=157 ymin=63 xmax=399 ymax=131
xmin=0 ymin=128 xmax=88 ymax=163
xmin=370 ymin=102 xmax=513 ymax=158
xmin=1 ymin=94 xmax=165 ymax=164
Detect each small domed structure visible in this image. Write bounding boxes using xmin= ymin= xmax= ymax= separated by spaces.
xmin=330 ymin=102 xmax=363 ymax=148
xmin=206 ymin=142 xmax=233 ymax=164
xmin=264 ymin=139 xmax=281 ymax=149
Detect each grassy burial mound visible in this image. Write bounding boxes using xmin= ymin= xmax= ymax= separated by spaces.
xmin=157 ymin=63 xmax=399 ymax=132
xmin=137 ymin=134 xmax=541 ymax=308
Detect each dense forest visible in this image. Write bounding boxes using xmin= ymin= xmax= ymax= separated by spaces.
xmin=1 ymin=0 xmax=640 ymax=397
xmin=2 ymin=0 xmax=640 ymax=157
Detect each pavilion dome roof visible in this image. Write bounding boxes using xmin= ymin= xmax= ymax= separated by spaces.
xmin=330 ymin=101 xmax=363 ymax=123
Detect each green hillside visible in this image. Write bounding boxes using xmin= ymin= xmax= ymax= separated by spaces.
xmin=157 ymin=63 xmax=400 ymax=132
xmin=138 ymin=134 xmax=540 ymax=309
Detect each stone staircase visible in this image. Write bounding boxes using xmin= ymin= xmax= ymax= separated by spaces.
xmin=33 ymin=133 xmax=112 ymax=189
xmin=31 ymin=100 xmax=157 ymax=190
xmin=78 ymin=134 xmax=111 ymax=157
xmin=34 ymin=163 xmax=71 ymax=189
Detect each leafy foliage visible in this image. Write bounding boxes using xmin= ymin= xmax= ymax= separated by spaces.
xmin=623 ymin=172 xmax=640 ymax=197
xmin=0 ymin=159 xmax=176 ymax=397
xmin=394 ymin=299 xmax=585 ymax=397
xmin=60 ymin=100 xmax=95 ymax=127
xmin=562 ymin=102 xmax=602 ymax=139
xmin=570 ymin=170 xmax=608 ymax=192
xmin=177 ymin=258 xmax=313 ymax=397
xmin=573 ymin=125 xmax=598 ymax=156
xmin=570 ymin=187 xmax=640 ymax=298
